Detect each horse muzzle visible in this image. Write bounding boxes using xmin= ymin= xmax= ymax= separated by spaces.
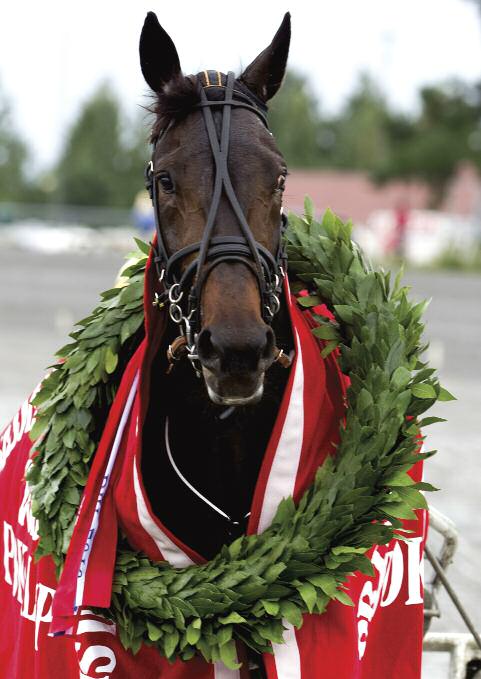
xmin=197 ymin=323 xmax=275 ymax=405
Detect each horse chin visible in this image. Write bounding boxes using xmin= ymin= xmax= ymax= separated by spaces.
xmin=202 ymin=369 xmax=265 ymax=406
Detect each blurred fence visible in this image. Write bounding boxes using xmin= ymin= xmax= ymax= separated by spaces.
xmin=355 ymin=210 xmax=481 ymax=266
xmin=0 ymin=202 xmax=132 ymax=228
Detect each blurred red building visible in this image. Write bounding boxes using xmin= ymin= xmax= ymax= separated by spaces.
xmin=283 ymin=162 xmax=481 ymax=223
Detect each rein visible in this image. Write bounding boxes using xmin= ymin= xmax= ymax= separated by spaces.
xmin=145 ymin=70 xmax=287 ymax=374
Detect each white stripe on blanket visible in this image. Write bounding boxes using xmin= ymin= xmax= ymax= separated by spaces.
xmin=133 ymin=457 xmax=194 ymax=569
xmin=257 ymin=328 xmax=304 ymax=533
xmin=214 ymin=661 xmax=241 ymax=679
xmin=75 ymin=371 xmax=139 ymax=609
xmin=273 ymin=622 xmax=302 ymax=679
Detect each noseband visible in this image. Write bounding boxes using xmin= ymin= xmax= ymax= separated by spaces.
xmin=145 ymin=70 xmax=287 ymax=372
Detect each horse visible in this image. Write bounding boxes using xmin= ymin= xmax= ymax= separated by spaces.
xmin=138 ymin=12 xmax=293 ymax=675
xmin=140 ymin=13 xmax=293 ymax=565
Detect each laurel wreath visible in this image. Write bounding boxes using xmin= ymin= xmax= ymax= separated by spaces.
xmin=26 ymin=199 xmax=453 ymax=668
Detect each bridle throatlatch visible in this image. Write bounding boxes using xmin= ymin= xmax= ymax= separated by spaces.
xmin=145 ymin=70 xmax=288 ymax=374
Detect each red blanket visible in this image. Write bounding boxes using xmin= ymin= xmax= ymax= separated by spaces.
xmin=0 ymin=255 xmax=427 ymax=678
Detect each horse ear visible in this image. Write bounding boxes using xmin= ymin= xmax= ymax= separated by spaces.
xmin=139 ymin=12 xmax=181 ymax=92
xmin=239 ymin=12 xmax=291 ymax=102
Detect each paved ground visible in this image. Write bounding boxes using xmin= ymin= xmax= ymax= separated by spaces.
xmin=0 ymin=249 xmax=480 ymax=678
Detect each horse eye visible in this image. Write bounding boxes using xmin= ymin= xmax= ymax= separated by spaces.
xmin=276 ymin=174 xmax=286 ymax=193
xmin=158 ymin=171 xmax=175 ymax=193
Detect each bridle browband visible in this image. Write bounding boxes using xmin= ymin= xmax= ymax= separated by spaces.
xmin=145 ymin=70 xmax=287 ymax=374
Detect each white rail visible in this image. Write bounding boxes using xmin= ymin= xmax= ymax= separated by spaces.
xmin=423 ymin=506 xmax=481 ymax=678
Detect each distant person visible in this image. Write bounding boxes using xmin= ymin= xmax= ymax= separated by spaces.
xmin=132 ymin=189 xmax=155 ymax=237
xmin=393 ymin=203 xmax=410 ymax=258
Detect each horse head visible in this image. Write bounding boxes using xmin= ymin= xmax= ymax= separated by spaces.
xmin=140 ymin=12 xmax=291 ymax=406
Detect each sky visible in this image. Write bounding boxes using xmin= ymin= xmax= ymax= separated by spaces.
xmin=1 ymin=0 xmax=481 ymax=170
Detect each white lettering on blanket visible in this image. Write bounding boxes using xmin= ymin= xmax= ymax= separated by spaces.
xmin=76 ymin=645 xmax=116 ymax=679
xmin=3 ymin=520 xmax=119 ymax=674
xmin=357 ymin=537 xmax=424 ymax=658
xmin=18 ymin=461 xmax=40 ymax=541
xmin=0 ymin=395 xmax=36 ymax=472
xmin=75 ymin=612 xmax=117 ymax=678
xmin=1 ymin=394 xmax=121 ymax=676
xmin=3 ymin=520 xmax=54 ymax=650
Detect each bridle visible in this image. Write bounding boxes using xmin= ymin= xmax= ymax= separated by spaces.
xmin=145 ymin=70 xmax=288 ymax=374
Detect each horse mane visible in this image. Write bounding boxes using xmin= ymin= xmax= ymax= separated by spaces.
xmin=148 ymin=75 xmax=201 ymax=143
xmin=148 ymin=71 xmax=257 ymax=144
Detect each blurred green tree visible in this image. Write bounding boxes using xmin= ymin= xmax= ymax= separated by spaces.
xmin=119 ymin=111 xmax=151 ymax=204
xmin=378 ymin=80 xmax=481 ymax=202
xmin=269 ymin=70 xmax=481 ymax=205
xmin=330 ymin=74 xmax=392 ymax=173
xmin=55 ymin=83 xmax=148 ymax=207
xmin=268 ymin=71 xmax=395 ymax=174
xmin=269 ymin=71 xmax=324 ymax=167
xmin=0 ymin=84 xmax=28 ymax=201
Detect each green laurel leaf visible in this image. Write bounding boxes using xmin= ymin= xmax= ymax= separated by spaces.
xmin=438 ymin=386 xmax=456 ymax=401
xmin=411 ymin=383 xmax=437 ymax=399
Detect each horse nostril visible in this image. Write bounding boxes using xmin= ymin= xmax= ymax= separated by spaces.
xmin=197 ymin=329 xmax=216 ymax=363
xmin=263 ymin=327 xmax=275 ymax=360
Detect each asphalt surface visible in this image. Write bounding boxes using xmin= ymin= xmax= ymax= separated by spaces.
xmin=0 ymin=249 xmax=480 ymax=678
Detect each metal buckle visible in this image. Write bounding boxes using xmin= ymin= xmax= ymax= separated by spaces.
xmin=265 ymin=292 xmax=280 ymax=319
xmin=187 ymin=352 xmax=202 ymax=378
xmin=152 ymin=292 xmax=165 ymax=310
xmin=271 ymin=293 xmax=280 ymax=313
xmin=168 ymin=283 xmax=183 ymax=304
xmin=169 ymin=303 xmax=183 ymax=324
